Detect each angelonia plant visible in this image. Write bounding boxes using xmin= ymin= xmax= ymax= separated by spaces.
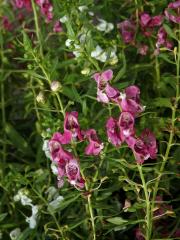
xmin=0 ymin=0 xmax=180 ymax=240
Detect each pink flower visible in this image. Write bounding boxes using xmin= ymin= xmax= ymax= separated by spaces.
xmin=65 ymin=159 xmax=85 ymax=188
xmin=140 ymin=129 xmax=157 ymax=159
xmin=53 ymin=21 xmax=63 ymax=33
xmin=118 ymin=112 xmax=135 ymax=142
xmin=138 ymin=44 xmax=149 ymax=56
xmin=106 ymin=117 xmax=121 ymax=147
xmin=135 ymin=228 xmax=145 ymax=240
xmin=58 ymin=112 xmax=83 ymax=144
xmin=165 ymin=1 xmax=180 ymax=24
xmin=140 ymin=12 xmax=163 ymax=36
xmin=93 ymin=69 xmax=114 ymax=103
xmin=148 ymin=15 xmax=163 ymax=27
xmin=36 ymin=0 xmax=53 ymax=23
xmin=156 ymin=27 xmax=173 ymax=50
xmin=2 ymin=16 xmax=12 ymax=31
xmin=49 ymin=133 xmax=85 ymax=188
xmin=14 ymin=0 xmax=32 ymax=11
xmin=49 ymin=132 xmax=73 ymax=163
xmin=117 ymin=20 xmax=136 ymax=44
xmin=132 ymin=138 xmax=150 ymax=163
xmin=85 ymin=129 xmax=104 ymax=155
xmin=131 ymin=129 xmax=157 ymax=164
xmin=140 ymin=13 xmax=151 ymax=27
xmin=120 ymin=85 xmax=144 ymax=116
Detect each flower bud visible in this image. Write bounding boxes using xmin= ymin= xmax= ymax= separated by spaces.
xmin=50 ymin=81 xmax=62 ymax=92
xmin=81 ymin=68 xmax=90 ymax=75
xmin=36 ymin=91 xmax=45 ymax=103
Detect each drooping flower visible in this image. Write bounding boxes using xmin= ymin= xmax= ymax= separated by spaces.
xmin=106 ymin=117 xmax=121 ymax=147
xmin=165 ymin=1 xmax=180 ymax=24
xmin=117 ymin=20 xmax=136 ymax=44
xmin=85 ymin=129 xmax=104 ymax=155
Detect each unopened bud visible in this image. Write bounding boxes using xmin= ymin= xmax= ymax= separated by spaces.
xmin=36 ymin=91 xmax=45 ymax=103
xmin=81 ymin=68 xmax=90 ymax=75
xmin=50 ymin=81 xmax=61 ymax=92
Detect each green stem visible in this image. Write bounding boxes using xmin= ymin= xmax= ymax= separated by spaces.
xmin=155 ymin=56 xmax=160 ymax=92
xmin=31 ymin=0 xmax=43 ymax=57
xmin=150 ymin=31 xmax=180 ymax=238
xmin=137 ymin=164 xmax=151 ymax=240
xmin=71 ymin=143 xmax=96 ymax=240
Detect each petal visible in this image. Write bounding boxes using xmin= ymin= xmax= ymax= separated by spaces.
xmin=93 ymin=73 xmax=101 ymax=82
xmin=101 ymin=69 xmax=113 ymax=81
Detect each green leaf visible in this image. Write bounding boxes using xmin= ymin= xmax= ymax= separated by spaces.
xmin=163 ymin=24 xmax=177 ymax=41
xmin=18 ymin=228 xmax=33 ymax=240
xmin=152 ymin=98 xmax=172 ymax=108
xmin=106 ymin=217 xmax=128 ymax=225
xmin=0 ymin=213 xmax=8 ymax=222
xmin=5 ymin=123 xmax=33 ymax=156
xmin=114 ymin=52 xmax=126 ymax=82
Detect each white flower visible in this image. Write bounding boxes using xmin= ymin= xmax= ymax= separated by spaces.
xmin=25 ymin=205 xmax=39 ymax=229
xmin=96 ymin=18 xmax=114 ymax=33
xmin=91 ymin=45 xmax=107 ymax=62
xmin=78 ymin=5 xmax=88 ymax=12
xmin=21 ymin=195 xmax=32 ymax=206
xmin=73 ymin=44 xmax=81 ymax=57
xmin=46 ymin=186 xmax=59 ymax=201
xmin=9 ymin=228 xmax=21 ymax=240
xmin=32 ymin=205 xmax=39 ymax=216
xmin=26 ymin=215 xmax=37 ymax=229
xmin=42 ymin=140 xmax=51 ymax=159
xmin=14 ymin=189 xmax=32 ymax=206
xmin=88 ymin=11 xmax=94 ymax=16
xmin=36 ymin=91 xmax=45 ymax=103
xmin=109 ymin=48 xmax=118 ymax=65
xmin=65 ymin=39 xmax=73 ymax=47
xmin=51 ymin=163 xmax=58 ymax=175
xmin=60 ymin=15 xmax=68 ymax=23
xmin=48 ymin=196 xmax=64 ymax=212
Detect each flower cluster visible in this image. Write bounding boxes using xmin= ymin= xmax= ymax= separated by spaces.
xmin=35 ymin=0 xmax=53 ymax=23
xmin=13 ymin=0 xmax=32 ymax=11
xmin=93 ymin=69 xmax=157 ymax=164
xmin=45 ymin=112 xmax=103 ymax=188
xmin=117 ymin=1 xmax=180 ymax=54
xmin=10 ymin=0 xmax=61 ymax=31
xmin=14 ymin=189 xmax=39 ymax=229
